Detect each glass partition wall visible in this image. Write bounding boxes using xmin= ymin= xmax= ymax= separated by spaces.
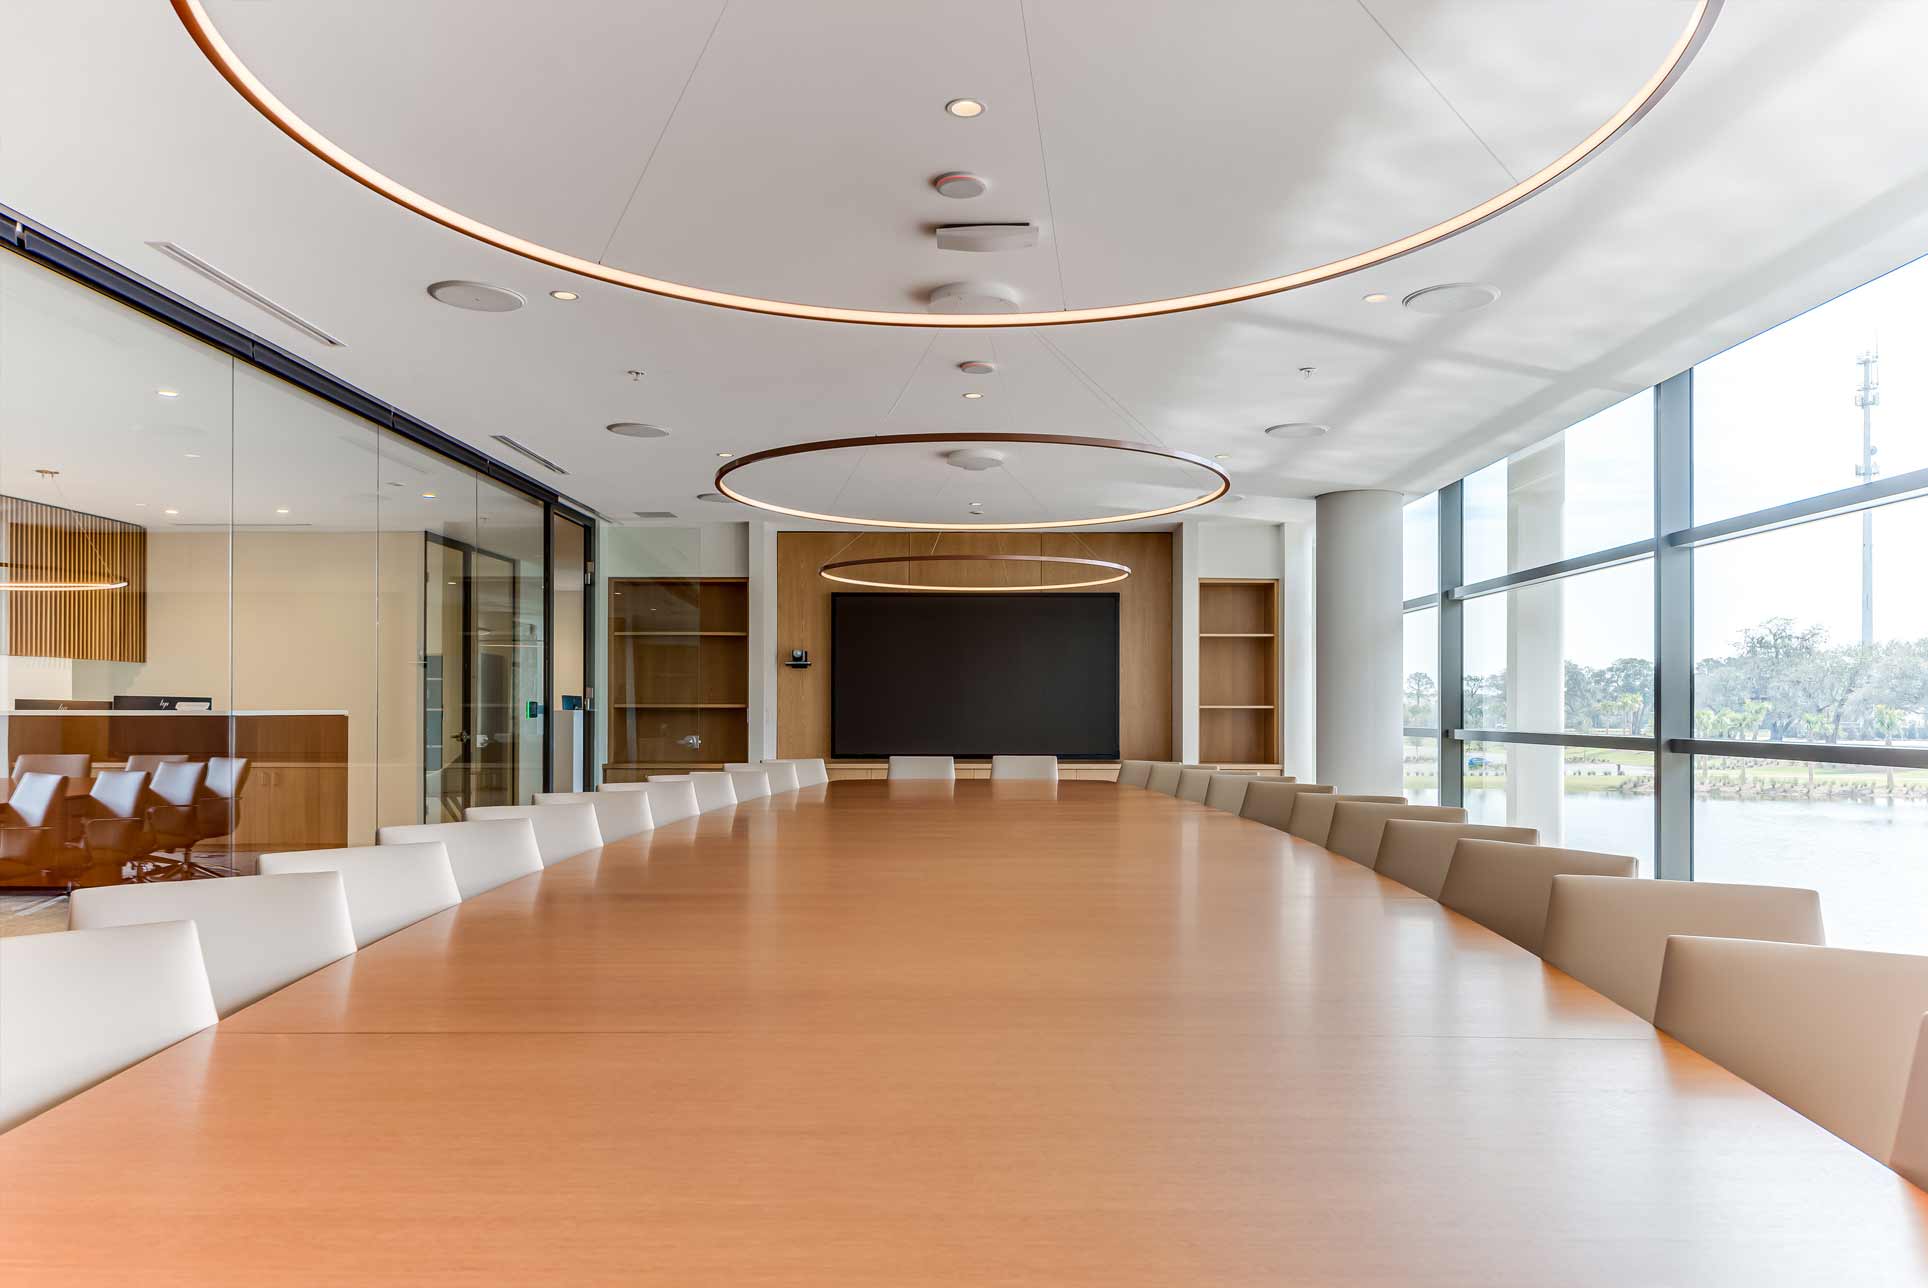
xmin=0 ymin=237 xmax=593 ymax=891
xmin=1407 ymin=255 xmax=1928 ymax=950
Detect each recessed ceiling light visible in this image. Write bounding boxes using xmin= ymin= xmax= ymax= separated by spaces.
xmin=420 ymin=491 xmax=438 ymax=499
xmin=156 ymin=388 xmax=181 ymax=399
xmin=275 ymin=507 xmax=290 ymax=515
xmin=163 ymin=508 xmax=179 ymax=515
xmin=944 ymin=98 xmax=985 ymax=118
xmin=958 ymin=360 xmax=994 ymax=375
xmin=607 ymin=422 xmax=670 ymax=439
xmin=962 ymin=391 xmax=984 ymax=399
xmin=183 ymin=452 xmax=200 ymax=459
xmin=1402 ymin=282 xmax=1501 ymax=315
xmin=716 ymin=451 xmax=734 ymax=459
xmin=1362 ymin=292 xmax=1390 ymax=304
xmin=1264 ymin=423 xmax=1330 ymax=440
xmin=549 ymin=290 xmax=579 ymax=301
xmin=426 ymin=280 xmax=525 ymax=312
xmin=1214 ymin=453 xmax=1230 ymax=461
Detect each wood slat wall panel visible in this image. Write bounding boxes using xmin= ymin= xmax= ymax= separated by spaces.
xmin=2 ymin=496 xmax=147 ymax=662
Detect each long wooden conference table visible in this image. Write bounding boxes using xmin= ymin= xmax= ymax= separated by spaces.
xmin=4 ymin=781 xmax=1927 ymax=1283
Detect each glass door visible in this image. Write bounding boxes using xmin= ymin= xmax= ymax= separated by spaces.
xmin=424 ymin=537 xmax=468 ymax=822
xmin=424 ymin=537 xmax=527 ymax=819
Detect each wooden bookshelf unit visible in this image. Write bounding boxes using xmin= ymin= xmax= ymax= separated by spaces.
xmin=1199 ymin=578 xmax=1279 ymax=768
xmin=607 ymin=577 xmax=748 ymax=776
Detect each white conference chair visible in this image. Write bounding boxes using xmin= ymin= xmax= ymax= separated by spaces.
xmin=1373 ymin=820 xmax=1539 ymax=900
xmin=1116 ymin=760 xmax=1154 ymax=789
xmin=1238 ymin=781 xmax=1333 ymax=832
xmin=69 ymin=873 xmax=357 ymax=1018
xmin=259 ymin=842 xmax=462 ymax=949
xmin=466 ymin=803 xmax=603 ymax=866
xmin=634 ymin=779 xmax=700 ymax=826
xmin=888 ymin=756 xmax=955 ymax=781
xmin=1438 ymin=840 xmax=1637 ymax=955
xmin=647 ymin=774 xmax=692 ymax=782
xmin=537 ymin=790 xmax=653 ymax=842
xmin=378 ymin=818 xmax=543 ymax=901
xmin=726 ymin=769 xmax=771 ymax=801
xmin=1283 ymin=793 xmax=1404 ymax=848
xmin=1655 ymin=938 xmax=1928 ymax=1177
xmin=1324 ymin=802 xmax=1470 ymax=868
xmin=1544 ymin=876 xmax=1823 ymax=1022
xmin=728 ymin=762 xmax=799 ymax=793
xmin=0 ymin=921 xmax=218 ymax=1133
xmin=773 ymin=758 xmax=829 ymax=788
xmin=686 ymin=772 xmax=739 ymax=813
xmin=991 ymin=755 xmax=1058 ymax=782
xmin=1204 ymin=771 xmax=1279 ymax=814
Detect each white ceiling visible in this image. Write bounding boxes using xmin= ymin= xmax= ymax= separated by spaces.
xmin=7 ymin=1 xmax=1928 ymax=528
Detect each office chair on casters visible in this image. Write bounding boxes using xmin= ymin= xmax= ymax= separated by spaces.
xmin=75 ymin=770 xmax=154 ymax=884
xmin=138 ymin=761 xmax=218 ymax=880
xmin=0 ymin=772 xmax=67 ymax=884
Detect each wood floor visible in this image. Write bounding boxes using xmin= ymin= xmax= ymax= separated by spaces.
xmin=3 ymin=780 xmax=1925 ymax=1285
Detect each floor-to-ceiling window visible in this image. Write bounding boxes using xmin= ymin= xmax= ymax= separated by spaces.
xmin=0 ymin=230 xmax=588 ymax=896
xmin=1412 ymin=255 xmax=1928 ymax=950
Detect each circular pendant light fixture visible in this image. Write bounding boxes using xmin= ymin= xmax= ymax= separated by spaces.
xmin=714 ymin=433 xmax=1230 ymax=530
xmin=171 ymin=0 xmax=1722 ymax=328
xmin=0 ymin=471 xmax=131 ymax=592
xmin=819 ymin=552 xmax=1130 ymax=592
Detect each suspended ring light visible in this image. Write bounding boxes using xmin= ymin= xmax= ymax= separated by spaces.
xmin=171 ymin=0 xmax=1722 ymax=328
xmin=716 ymin=433 xmax=1229 ymax=530
xmin=820 ymin=553 xmax=1131 ymax=592
xmin=0 ymin=563 xmax=130 ymax=592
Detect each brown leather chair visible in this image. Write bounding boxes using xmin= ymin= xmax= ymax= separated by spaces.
xmin=124 ymin=754 xmax=189 ymax=777
xmin=11 ymin=753 xmax=90 ymax=787
xmin=140 ymin=761 xmax=211 ymax=880
xmin=0 ymin=772 xmax=68 ymax=880
xmin=194 ymin=756 xmax=251 ymax=852
xmin=75 ymin=770 xmax=153 ymax=882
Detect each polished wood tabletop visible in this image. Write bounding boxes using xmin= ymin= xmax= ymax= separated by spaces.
xmin=4 ymin=781 xmax=1926 ymax=1285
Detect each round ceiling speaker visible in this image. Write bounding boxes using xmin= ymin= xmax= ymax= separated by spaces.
xmin=957 ymin=360 xmax=995 ymax=375
xmin=933 ymin=172 xmax=988 ymax=199
xmin=944 ymin=448 xmax=1006 ymax=472
xmin=1265 ymin=423 xmax=1330 ymax=439
xmin=426 ymin=280 xmax=526 ymax=312
xmin=928 ymin=283 xmax=1018 ymax=315
xmin=1401 ymin=282 xmax=1502 ymax=315
xmin=606 ymin=422 xmax=670 ymax=438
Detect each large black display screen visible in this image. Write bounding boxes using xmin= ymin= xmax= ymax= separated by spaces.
xmin=831 ymin=593 xmax=1120 ymax=759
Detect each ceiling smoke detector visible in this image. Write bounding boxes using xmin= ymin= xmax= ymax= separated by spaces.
xmin=1402 ymin=282 xmax=1501 ymax=315
xmin=933 ymin=173 xmax=988 ymax=199
xmin=606 ymin=422 xmax=670 ymax=438
xmin=1265 ymin=422 xmax=1330 ymax=440
xmin=958 ymin=360 xmax=995 ymax=375
xmin=427 ymin=280 xmax=526 ymax=312
xmin=928 ymin=283 xmax=1017 ymax=314
xmin=945 ymin=448 xmax=1005 ymax=472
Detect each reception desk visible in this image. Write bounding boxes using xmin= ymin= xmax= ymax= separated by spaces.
xmin=4 ymin=710 xmax=349 ymax=856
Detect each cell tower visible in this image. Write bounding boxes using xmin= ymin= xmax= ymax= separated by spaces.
xmin=1854 ymin=348 xmax=1880 ymax=647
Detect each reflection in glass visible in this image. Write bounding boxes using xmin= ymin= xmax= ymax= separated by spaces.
xmin=1402 ymin=493 xmax=1438 ymax=600
xmin=1694 ymin=752 xmax=1928 ymax=952
xmin=1462 ymin=560 xmax=1653 ymax=735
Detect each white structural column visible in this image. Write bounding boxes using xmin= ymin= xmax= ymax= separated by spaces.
xmin=1280 ymin=519 xmax=1316 ymax=780
xmin=747 ymin=521 xmax=779 ymax=761
xmin=1172 ymin=521 xmax=1200 ymax=763
xmin=1505 ymin=443 xmax=1565 ymax=840
xmin=1314 ymin=491 xmax=1403 ymax=794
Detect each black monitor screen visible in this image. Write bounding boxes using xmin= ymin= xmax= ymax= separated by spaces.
xmin=831 ymin=593 xmax=1120 ymax=759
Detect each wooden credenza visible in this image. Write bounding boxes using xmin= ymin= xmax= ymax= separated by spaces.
xmin=5 ymin=710 xmax=349 ymax=852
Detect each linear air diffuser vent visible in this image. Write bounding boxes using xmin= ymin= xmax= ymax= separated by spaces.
xmin=490 ymin=434 xmax=569 ymax=475
xmin=632 ymin=511 xmax=678 ymax=519
xmin=146 ymin=242 xmax=344 ymax=347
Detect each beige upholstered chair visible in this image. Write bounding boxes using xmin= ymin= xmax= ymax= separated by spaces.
xmin=1177 ymin=766 xmax=1239 ymax=803
xmin=379 ymin=819 xmax=544 ymax=901
xmin=1204 ymin=771 xmax=1279 ymax=814
xmin=260 ymin=842 xmax=462 ymax=949
xmin=1374 ymin=820 xmax=1539 ymax=898
xmin=537 ymin=789 xmax=652 ymax=842
xmin=0 ymin=921 xmax=217 ymax=1132
xmin=991 ymin=755 xmax=1058 ymax=781
xmin=1147 ymin=763 xmax=1211 ymax=796
xmin=888 ymin=756 xmax=955 ymax=781
xmin=1324 ymin=802 xmax=1469 ymax=867
xmin=1239 ymin=781 xmax=1333 ymax=832
xmin=466 ymin=803 xmax=603 ymax=866
xmin=70 ymin=872 xmax=357 ymax=1018
xmin=1543 ymin=876 xmax=1823 ymax=1022
xmin=1116 ymin=760 xmax=1154 ymax=789
xmin=1655 ymin=938 xmax=1928 ymax=1175
xmin=685 ymin=772 xmax=738 ymax=813
xmin=1438 ymin=841 xmax=1637 ymax=954
xmin=1284 ymin=793 xmax=1404 ymax=847
xmin=1891 ymin=1018 xmax=1928 ymax=1191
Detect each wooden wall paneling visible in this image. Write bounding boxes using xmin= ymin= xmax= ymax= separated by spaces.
xmin=777 ymin=530 xmax=1172 ymax=762
xmin=2 ymin=495 xmax=147 ymax=662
